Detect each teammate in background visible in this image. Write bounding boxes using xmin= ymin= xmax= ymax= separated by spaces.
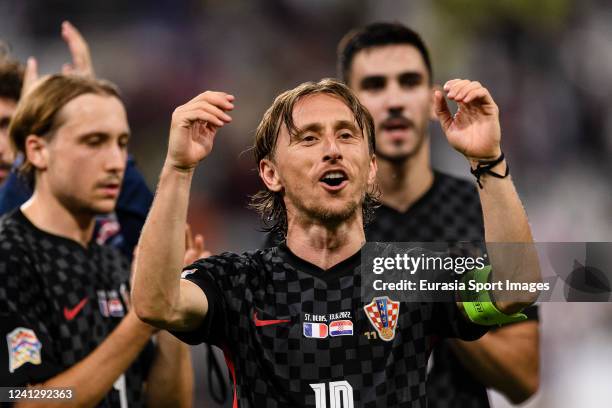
xmin=0 ymin=75 xmax=192 ymax=407
xmin=337 ymin=23 xmax=539 ymax=406
xmin=132 ymin=75 xmax=539 ymax=407
xmin=0 ymin=45 xmax=22 ymax=185
xmin=0 ymin=21 xmax=152 ymax=260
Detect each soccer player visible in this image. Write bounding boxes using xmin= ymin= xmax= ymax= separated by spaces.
xmin=132 ymin=76 xmax=539 ymax=407
xmin=337 ymin=23 xmax=539 ymax=406
xmin=0 ymin=22 xmax=153 ymax=261
xmin=0 ymin=74 xmax=192 ymax=407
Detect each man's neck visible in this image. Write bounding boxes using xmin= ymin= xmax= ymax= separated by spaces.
xmin=376 ymin=140 xmax=434 ymax=213
xmin=285 ymin=211 xmax=365 ymax=270
xmin=20 ymin=188 xmax=96 ymax=248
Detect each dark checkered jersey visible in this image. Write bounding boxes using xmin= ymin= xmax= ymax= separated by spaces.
xmin=367 ymin=171 xmax=538 ymax=408
xmin=172 ymin=241 xmax=488 ymax=408
xmin=0 ymin=209 xmax=153 ymax=407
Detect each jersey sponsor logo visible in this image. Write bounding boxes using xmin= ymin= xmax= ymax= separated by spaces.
xmin=303 ymin=322 xmax=328 ymax=339
xmin=364 ymin=296 xmax=400 ymax=341
xmin=7 ymin=327 xmax=42 ymax=373
xmin=63 ymin=297 xmax=89 ymax=321
xmin=329 ymin=319 xmax=353 ymax=337
xmin=252 ymin=311 xmax=291 ymax=327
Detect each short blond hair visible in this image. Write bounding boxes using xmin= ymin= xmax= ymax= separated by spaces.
xmin=9 ymin=74 xmax=121 ymax=185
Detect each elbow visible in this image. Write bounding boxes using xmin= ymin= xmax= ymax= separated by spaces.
xmin=132 ymin=289 xmax=172 ymax=328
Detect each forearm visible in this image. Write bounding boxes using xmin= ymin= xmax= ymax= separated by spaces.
xmin=476 ymin=161 xmax=540 ymax=313
xmin=15 ymin=312 xmax=154 ymax=408
xmin=447 ymin=321 xmax=540 ymax=404
xmin=133 ymin=163 xmax=194 ymax=326
xmin=146 ymin=331 xmax=193 ymax=408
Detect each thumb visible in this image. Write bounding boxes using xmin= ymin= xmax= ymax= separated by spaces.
xmin=433 ymin=90 xmax=453 ymax=132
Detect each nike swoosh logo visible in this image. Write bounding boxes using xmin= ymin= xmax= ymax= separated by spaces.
xmin=253 ymin=311 xmax=290 ymax=327
xmin=64 ymin=297 xmax=89 ymax=321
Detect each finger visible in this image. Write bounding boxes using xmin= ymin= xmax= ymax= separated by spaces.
xmin=463 ymin=87 xmax=490 ymax=105
xmin=62 ymin=62 xmax=74 ymax=75
xmin=194 ymin=234 xmax=204 ymax=254
xmin=61 ymin=21 xmax=94 ymax=77
xmin=433 ymin=90 xmax=453 ymax=131
xmin=443 ymin=79 xmax=464 ymax=91
xmin=453 ymin=82 xmax=482 ymax=102
xmin=185 ymin=224 xmax=194 ymax=250
xmin=200 ymin=250 xmax=212 ymax=259
xmin=445 ymin=80 xmax=471 ymax=99
xmin=185 ymin=100 xmax=233 ymax=122
xmin=176 ymin=109 xmax=226 ymax=127
xmin=189 ymin=91 xmax=235 ymax=110
xmin=21 ymin=57 xmax=39 ymax=96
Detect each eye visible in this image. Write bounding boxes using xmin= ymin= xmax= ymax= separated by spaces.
xmin=340 ymin=132 xmax=353 ymax=139
xmin=118 ymin=136 xmax=130 ymax=149
xmin=360 ymin=77 xmax=386 ymax=92
xmin=302 ymin=134 xmax=317 ymax=143
xmin=399 ymin=73 xmax=423 ymax=88
xmin=84 ymin=135 xmax=103 ymax=146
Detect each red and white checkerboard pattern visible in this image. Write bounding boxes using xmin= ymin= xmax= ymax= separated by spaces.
xmin=364 ymin=297 xmax=400 ymax=331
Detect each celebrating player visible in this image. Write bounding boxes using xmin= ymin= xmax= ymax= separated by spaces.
xmin=132 ymin=76 xmax=539 ymax=407
xmin=0 ymin=48 xmax=22 ymax=185
xmin=0 ymin=75 xmax=192 ymax=407
xmin=336 ymin=23 xmax=539 ymax=406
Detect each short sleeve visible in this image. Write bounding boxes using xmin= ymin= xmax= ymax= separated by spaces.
xmin=0 ymin=255 xmax=62 ymax=386
xmin=169 ymin=253 xmax=249 ymax=346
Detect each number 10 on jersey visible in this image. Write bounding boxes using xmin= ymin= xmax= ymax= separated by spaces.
xmin=310 ymin=381 xmax=354 ymax=408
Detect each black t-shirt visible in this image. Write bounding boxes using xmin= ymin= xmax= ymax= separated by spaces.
xmin=173 ymin=243 xmax=488 ymax=408
xmin=0 ymin=209 xmax=153 ymax=408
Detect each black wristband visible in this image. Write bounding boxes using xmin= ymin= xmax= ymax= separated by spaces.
xmin=470 ymin=152 xmax=509 ymax=189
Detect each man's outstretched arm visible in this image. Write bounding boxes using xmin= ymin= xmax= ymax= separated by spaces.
xmin=132 ymin=91 xmax=234 ymax=331
xmin=434 ymin=79 xmax=541 ymax=316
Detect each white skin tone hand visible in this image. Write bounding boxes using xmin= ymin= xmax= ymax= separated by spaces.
xmin=165 ymin=91 xmax=234 ymax=171
xmin=433 ymin=79 xmax=502 ymax=162
xmin=183 ymin=224 xmax=211 ymax=265
xmin=21 ymin=21 xmax=95 ymax=95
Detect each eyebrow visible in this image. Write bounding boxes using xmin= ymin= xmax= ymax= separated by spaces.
xmin=78 ymin=131 xmax=131 ymax=141
xmin=292 ymin=120 xmax=361 ymax=141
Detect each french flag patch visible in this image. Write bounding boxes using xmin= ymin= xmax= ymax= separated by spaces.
xmin=303 ymin=323 xmax=328 ymax=339
xmin=329 ymin=320 xmax=353 ymax=337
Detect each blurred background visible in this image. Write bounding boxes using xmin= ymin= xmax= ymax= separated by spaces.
xmin=1 ymin=0 xmax=611 ymax=406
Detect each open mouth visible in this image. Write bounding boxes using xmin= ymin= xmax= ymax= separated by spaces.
xmin=319 ymin=170 xmax=348 ymax=189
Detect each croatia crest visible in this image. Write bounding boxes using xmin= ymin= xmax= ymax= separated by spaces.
xmin=363 ymin=296 xmax=400 ymax=341
xmin=7 ymin=327 xmax=42 ymax=373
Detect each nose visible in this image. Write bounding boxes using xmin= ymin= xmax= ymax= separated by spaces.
xmin=383 ymin=81 xmax=407 ymax=114
xmin=105 ymin=144 xmax=127 ymax=175
xmin=322 ymin=133 xmax=342 ymax=163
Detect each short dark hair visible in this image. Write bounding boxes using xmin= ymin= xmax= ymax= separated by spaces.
xmin=249 ymin=78 xmax=378 ymax=236
xmin=337 ymin=22 xmax=433 ymax=85
xmin=0 ymin=46 xmax=24 ymax=102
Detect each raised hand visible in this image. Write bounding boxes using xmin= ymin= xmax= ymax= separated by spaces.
xmin=21 ymin=21 xmax=95 ymax=96
xmin=166 ymin=91 xmax=234 ymax=171
xmin=434 ymin=79 xmax=501 ymax=162
xmin=183 ymin=224 xmax=211 ymax=266
xmin=60 ymin=20 xmax=95 ymax=78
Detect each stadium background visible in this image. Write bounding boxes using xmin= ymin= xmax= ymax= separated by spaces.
xmin=2 ymin=0 xmax=611 ymax=406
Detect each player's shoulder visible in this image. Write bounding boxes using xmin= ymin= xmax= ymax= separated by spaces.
xmin=0 ymin=209 xmax=33 ymax=253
